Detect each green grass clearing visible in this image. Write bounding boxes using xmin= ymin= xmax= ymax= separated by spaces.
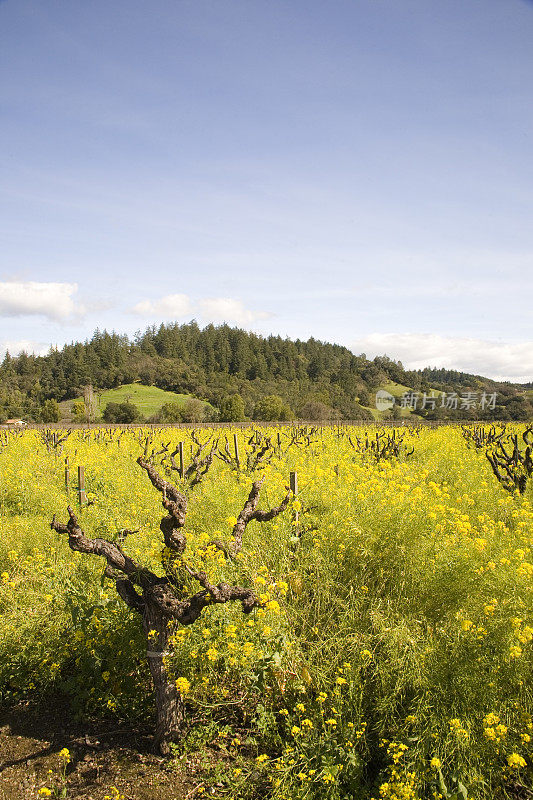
xmin=59 ymin=383 xmax=211 ymax=421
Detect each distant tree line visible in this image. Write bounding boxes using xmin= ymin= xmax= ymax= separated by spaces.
xmin=0 ymin=322 xmax=531 ymax=422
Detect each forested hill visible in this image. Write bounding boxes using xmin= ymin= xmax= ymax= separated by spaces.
xmin=0 ymin=322 xmax=531 ymax=422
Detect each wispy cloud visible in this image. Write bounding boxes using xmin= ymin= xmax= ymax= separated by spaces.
xmin=350 ymin=333 xmax=533 ymax=383
xmin=198 ymin=297 xmax=271 ymax=326
xmin=0 ymin=281 xmax=82 ymax=320
xmin=130 ymin=293 xmax=271 ymax=327
xmin=0 ymin=339 xmax=50 ymax=358
xmin=131 ymin=293 xmax=192 ymax=318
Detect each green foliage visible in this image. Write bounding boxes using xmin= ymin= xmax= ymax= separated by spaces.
xmin=219 ymin=394 xmax=247 ymax=422
xmin=2 ymin=323 xmax=529 ymax=424
xmin=253 ymin=395 xmax=293 ymax=421
xmin=159 ymin=401 xmax=184 ymax=422
xmin=71 ymin=399 xmax=87 ymax=422
xmin=0 ymin=388 xmax=36 ymax=422
xmin=41 ymin=399 xmax=60 ymax=423
xmin=102 ymin=401 xmax=141 ymax=423
xmin=180 ymin=397 xmax=209 ymax=423
xmin=298 ymin=400 xmax=336 ymax=421
xmin=98 ymin=383 xmax=193 ymax=418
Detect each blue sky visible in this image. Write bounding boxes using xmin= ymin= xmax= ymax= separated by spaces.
xmin=1 ymin=0 xmax=532 ymax=380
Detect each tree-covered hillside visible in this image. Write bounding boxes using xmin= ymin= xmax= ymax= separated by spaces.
xmin=0 ymin=322 xmax=531 ymax=422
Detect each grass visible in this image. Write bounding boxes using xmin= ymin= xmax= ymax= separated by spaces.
xmin=97 ymin=384 xmax=196 ymax=417
xmin=59 ymin=383 xmax=210 ymax=421
xmin=362 ymin=381 xmax=420 ymax=420
xmin=379 ymin=380 xmax=414 ymax=398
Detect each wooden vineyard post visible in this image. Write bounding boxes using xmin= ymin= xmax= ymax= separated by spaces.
xmin=290 ymin=470 xmax=299 ymax=531
xmin=78 ymin=465 xmax=86 ymax=506
xmin=178 ymin=441 xmax=184 ymax=478
xmin=290 ymin=470 xmax=298 ymax=496
xmin=65 ymin=457 xmax=70 ymax=494
xmin=233 ymin=433 xmax=241 ymax=470
xmin=334 ymin=464 xmax=339 ymax=477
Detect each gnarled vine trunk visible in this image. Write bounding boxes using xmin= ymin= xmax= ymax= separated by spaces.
xmin=51 ymin=455 xmax=290 ymax=754
xmin=142 ymin=603 xmax=183 ymax=755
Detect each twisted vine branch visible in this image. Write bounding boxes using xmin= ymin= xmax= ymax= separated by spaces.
xmin=51 ymin=457 xmax=290 ymax=753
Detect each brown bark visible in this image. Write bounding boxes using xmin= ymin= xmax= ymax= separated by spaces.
xmin=142 ymin=603 xmax=184 ymax=755
xmin=51 ymin=459 xmax=289 ymax=755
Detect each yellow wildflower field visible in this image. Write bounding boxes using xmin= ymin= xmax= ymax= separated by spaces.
xmin=0 ymin=424 xmax=531 ymax=799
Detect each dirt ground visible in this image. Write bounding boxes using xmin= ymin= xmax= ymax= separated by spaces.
xmin=0 ymin=700 xmax=231 ymax=800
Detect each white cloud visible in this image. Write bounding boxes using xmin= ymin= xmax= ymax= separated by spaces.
xmin=131 ymin=293 xmax=270 ymax=327
xmin=349 ymin=333 xmax=533 ymax=383
xmin=198 ymin=297 xmax=271 ymax=326
xmin=131 ymin=293 xmax=193 ymax=318
xmin=0 ymin=339 xmax=50 ymax=358
xmin=0 ymin=281 xmax=80 ymax=320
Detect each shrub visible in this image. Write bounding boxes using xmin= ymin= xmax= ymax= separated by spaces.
xmin=71 ymin=399 xmax=87 ymax=422
xmin=219 ymin=394 xmax=247 ymax=422
xmin=298 ymin=400 xmax=335 ymax=421
xmin=159 ymin=401 xmax=184 ymax=423
xmin=41 ymin=399 xmax=60 ymax=423
xmin=181 ymin=398 xmax=206 ymax=423
xmin=253 ymin=395 xmax=293 ymax=421
xmin=102 ymin=401 xmax=141 ymax=424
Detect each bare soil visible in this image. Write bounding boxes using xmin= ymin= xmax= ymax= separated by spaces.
xmin=0 ymin=699 xmax=231 ymax=800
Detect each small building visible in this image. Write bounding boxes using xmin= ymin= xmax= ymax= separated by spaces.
xmin=3 ymin=419 xmax=27 ymax=426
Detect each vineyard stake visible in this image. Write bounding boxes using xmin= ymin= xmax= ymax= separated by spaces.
xmin=78 ymin=465 xmax=86 ymax=506
xmin=290 ymin=471 xmax=299 ymax=529
xmin=178 ymin=441 xmax=184 ymax=478
xmin=233 ymin=433 xmax=240 ymax=470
